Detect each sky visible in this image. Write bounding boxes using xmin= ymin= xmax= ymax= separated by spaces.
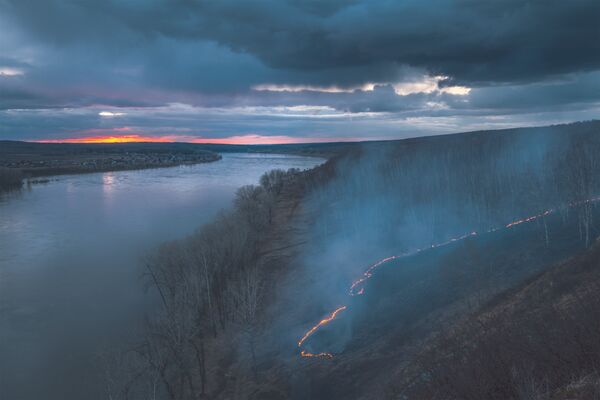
xmin=1 ymin=0 xmax=599 ymax=144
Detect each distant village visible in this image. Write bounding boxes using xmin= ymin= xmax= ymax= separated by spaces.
xmin=0 ymin=151 xmax=221 ymax=173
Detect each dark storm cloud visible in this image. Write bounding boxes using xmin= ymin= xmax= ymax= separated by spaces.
xmin=4 ymin=0 xmax=600 ymax=85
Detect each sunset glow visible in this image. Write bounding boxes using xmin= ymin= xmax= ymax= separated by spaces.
xmin=34 ymin=133 xmax=361 ymax=145
xmin=36 ymin=135 xmax=173 ymax=144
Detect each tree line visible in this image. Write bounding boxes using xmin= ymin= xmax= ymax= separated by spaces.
xmin=102 ymin=168 xmax=306 ymax=400
xmin=307 ymin=122 xmax=600 ymax=256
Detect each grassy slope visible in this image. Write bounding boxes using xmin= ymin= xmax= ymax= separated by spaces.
xmin=212 ymin=121 xmax=600 ymax=400
xmin=199 ymin=196 xmax=594 ymax=399
xmin=220 ymin=211 xmax=599 ymax=399
xmin=400 ymin=239 xmax=600 ymax=399
xmin=259 ymin=209 xmax=596 ymax=400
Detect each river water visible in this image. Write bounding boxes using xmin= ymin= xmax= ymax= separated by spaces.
xmin=0 ymin=153 xmax=323 ymax=400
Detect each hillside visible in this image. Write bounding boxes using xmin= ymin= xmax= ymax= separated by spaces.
xmin=276 ymin=207 xmax=598 ymax=400
xmin=105 ymin=120 xmax=600 ymax=400
xmin=400 ymin=239 xmax=600 ymax=399
xmin=245 ymin=121 xmax=600 ymax=400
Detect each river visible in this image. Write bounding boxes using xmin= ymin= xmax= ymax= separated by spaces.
xmin=0 ymin=153 xmax=323 ymax=400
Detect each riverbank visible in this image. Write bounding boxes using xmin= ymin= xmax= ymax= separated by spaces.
xmin=0 ymin=141 xmax=222 ymax=190
xmin=13 ymin=151 xmax=221 ymax=177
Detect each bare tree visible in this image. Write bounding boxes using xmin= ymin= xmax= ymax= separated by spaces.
xmin=558 ymin=139 xmax=597 ymax=247
xmin=235 ymin=185 xmax=270 ymax=229
xmin=229 ymin=266 xmax=264 ymax=381
xmin=260 ymin=169 xmax=286 ymax=196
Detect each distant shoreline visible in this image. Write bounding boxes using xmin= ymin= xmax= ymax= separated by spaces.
xmin=0 ymin=142 xmax=225 ymax=191
xmin=0 ymin=157 xmax=223 ymax=192
xmin=17 ymin=153 xmax=223 ymax=178
xmin=0 ymin=139 xmax=347 ymax=192
xmin=0 ymin=157 xmax=222 ymax=192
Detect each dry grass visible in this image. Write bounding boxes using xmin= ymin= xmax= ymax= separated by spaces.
xmin=399 ymin=240 xmax=600 ymax=400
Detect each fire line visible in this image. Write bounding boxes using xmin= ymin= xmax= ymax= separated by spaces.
xmin=297 ymin=196 xmax=600 ymax=359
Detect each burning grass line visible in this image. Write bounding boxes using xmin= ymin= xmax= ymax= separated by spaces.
xmin=298 ymin=306 xmax=347 ymax=350
xmin=298 ymin=197 xmax=600 ymax=359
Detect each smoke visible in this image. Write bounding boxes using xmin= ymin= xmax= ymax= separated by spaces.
xmin=291 ymin=121 xmax=600 ymax=354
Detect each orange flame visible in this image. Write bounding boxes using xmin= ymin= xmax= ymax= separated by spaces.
xmin=298 ymin=306 xmax=347 ymax=347
xmin=297 ymin=197 xmax=600 ymax=359
xmin=300 ymin=350 xmax=334 ymax=359
xmin=298 ymin=306 xmax=347 ymax=359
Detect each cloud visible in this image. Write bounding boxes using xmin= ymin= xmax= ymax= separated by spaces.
xmin=253 ymin=83 xmax=377 ymax=94
xmin=253 ymin=75 xmax=471 ymax=97
xmin=98 ymin=111 xmax=125 ymax=117
xmin=2 ymin=101 xmax=599 ymax=144
xmin=0 ymin=0 xmax=599 ymax=140
xmin=6 ymin=0 xmax=599 ymax=83
xmin=0 ymin=67 xmax=24 ymax=77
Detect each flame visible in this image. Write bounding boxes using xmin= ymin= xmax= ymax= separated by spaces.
xmin=297 ymin=197 xmax=600 ymax=359
xmin=348 ymin=231 xmax=478 ymax=297
xmin=298 ymin=306 xmax=347 ymax=347
xmin=300 ymin=350 xmax=334 ymax=359
xmin=298 ymin=306 xmax=347 ymax=359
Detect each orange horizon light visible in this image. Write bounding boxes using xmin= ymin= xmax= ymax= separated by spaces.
xmin=36 ymin=135 xmax=173 ymax=144
xmin=33 ymin=133 xmax=359 ymax=145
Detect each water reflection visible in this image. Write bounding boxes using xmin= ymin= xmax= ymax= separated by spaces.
xmin=102 ymin=172 xmax=116 ymax=204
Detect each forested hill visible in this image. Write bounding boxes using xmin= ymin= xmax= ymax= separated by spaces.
xmin=287 ymin=119 xmax=600 ymax=399
xmin=104 ymin=119 xmax=600 ymax=400
xmin=306 ymin=119 xmax=600 ymax=256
